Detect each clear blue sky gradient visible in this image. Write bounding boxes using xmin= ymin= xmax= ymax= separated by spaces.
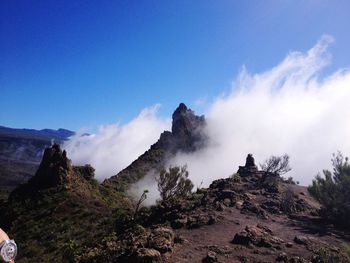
xmin=1 ymin=0 xmax=350 ymax=130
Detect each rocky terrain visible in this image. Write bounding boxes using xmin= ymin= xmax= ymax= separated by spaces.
xmin=0 ymin=126 xmax=74 ymax=199
xmin=0 ymin=104 xmax=349 ymax=262
xmin=77 ymin=154 xmax=350 ymax=263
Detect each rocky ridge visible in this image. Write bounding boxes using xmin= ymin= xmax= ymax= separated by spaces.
xmin=103 ymin=103 xmax=206 ymax=191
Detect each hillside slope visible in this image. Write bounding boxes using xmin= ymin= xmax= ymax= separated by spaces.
xmin=1 ymin=144 xmax=130 ymax=263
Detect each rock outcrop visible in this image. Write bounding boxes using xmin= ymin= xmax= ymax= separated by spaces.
xmin=103 ymin=103 xmax=206 ymax=191
xmin=151 ymin=103 xmax=206 ymax=153
xmin=9 ymin=144 xmax=95 ymax=200
xmin=237 ymin=153 xmax=261 ymax=177
xmin=26 ymin=144 xmax=72 ymax=189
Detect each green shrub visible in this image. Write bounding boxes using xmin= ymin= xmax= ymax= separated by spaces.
xmin=308 ymin=152 xmax=350 ymax=228
xmin=156 ymin=165 xmax=194 ymax=205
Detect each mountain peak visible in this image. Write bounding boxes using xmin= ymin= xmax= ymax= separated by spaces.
xmin=104 ymin=103 xmax=207 ymax=191
xmin=172 ymin=102 xmax=188 ymax=116
xmin=171 ymin=103 xmax=205 ymax=137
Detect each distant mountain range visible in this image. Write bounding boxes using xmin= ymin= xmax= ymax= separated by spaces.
xmin=0 ymin=126 xmax=74 ymax=199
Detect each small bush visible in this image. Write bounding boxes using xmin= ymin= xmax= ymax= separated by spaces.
xmin=260 ymin=154 xmax=291 ymax=175
xmin=156 ymin=165 xmax=194 ymax=205
xmin=280 ymin=187 xmax=296 ymax=214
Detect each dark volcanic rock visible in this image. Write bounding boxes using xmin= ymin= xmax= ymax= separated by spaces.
xmin=154 ymin=103 xmax=206 ymax=153
xmin=170 ymin=103 xmax=206 ymax=152
xmin=27 ymin=144 xmax=72 ymax=189
xmin=104 ymin=103 xmax=206 ymax=191
xmin=9 ymin=144 xmax=95 ymax=200
xmin=202 ymin=251 xmax=218 ymax=263
xmin=237 ymin=154 xmax=259 ymax=177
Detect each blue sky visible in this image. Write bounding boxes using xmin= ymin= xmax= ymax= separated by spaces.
xmin=1 ymin=0 xmax=350 ymax=130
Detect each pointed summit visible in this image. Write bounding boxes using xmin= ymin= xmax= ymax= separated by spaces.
xmin=171 ymin=103 xmax=205 ymax=137
xmin=104 ymin=103 xmax=207 ymax=191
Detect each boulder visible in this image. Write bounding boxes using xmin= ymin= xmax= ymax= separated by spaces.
xmin=202 ymin=251 xmax=218 ymax=263
xmin=134 ymin=248 xmax=161 ymax=262
xmin=148 ymin=227 xmax=175 ymax=253
xmin=231 ymin=224 xmax=284 ymax=249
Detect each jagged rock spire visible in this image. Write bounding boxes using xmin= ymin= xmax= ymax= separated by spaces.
xmin=28 ymin=143 xmax=73 ymax=189
xmin=171 ymin=103 xmax=205 ymax=136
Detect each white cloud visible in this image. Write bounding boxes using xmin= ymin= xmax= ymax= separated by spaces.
xmin=64 ymin=35 xmax=350 ymax=193
xmin=63 ymin=105 xmax=170 ymax=181
xmin=169 ymin=35 xmax=350 ymax=186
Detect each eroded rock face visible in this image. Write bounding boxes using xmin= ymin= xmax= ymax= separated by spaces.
xmin=158 ymin=102 xmax=206 ymax=153
xmin=28 ymin=144 xmax=73 ymax=189
xmin=9 ymin=144 xmax=95 ymax=200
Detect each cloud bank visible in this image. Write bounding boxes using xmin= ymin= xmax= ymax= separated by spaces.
xmin=64 ymin=35 xmax=350 ymax=191
xmin=63 ymin=105 xmax=170 ymax=181
xmin=170 ymin=35 xmax=350 ymax=186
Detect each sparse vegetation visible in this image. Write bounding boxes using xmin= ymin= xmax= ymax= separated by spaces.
xmin=260 ymin=154 xmax=291 ymax=175
xmin=156 ymin=165 xmax=194 ymax=205
xmin=133 ymin=189 xmax=148 ymax=219
xmin=230 ymin=173 xmax=241 ymax=183
xmin=313 ymin=246 xmax=350 ymax=263
xmin=280 ymin=186 xmax=296 ymax=214
xmin=308 ymin=151 xmax=350 ymax=228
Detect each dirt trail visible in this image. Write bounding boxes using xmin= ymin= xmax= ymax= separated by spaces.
xmin=170 ymin=186 xmax=349 ymax=263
